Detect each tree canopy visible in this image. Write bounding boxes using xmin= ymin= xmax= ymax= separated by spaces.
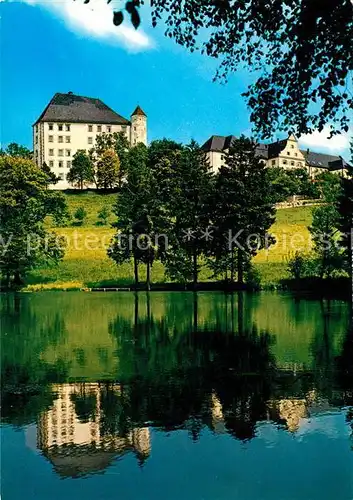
xmin=0 ymin=142 xmax=32 ymax=159
xmin=79 ymin=0 xmax=353 ymax=138
xmin=0 ymin=157 xmax=66 ymax=287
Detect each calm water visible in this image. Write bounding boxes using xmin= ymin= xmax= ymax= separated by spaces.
xmin=1 ymin=292 xmax=352 ymax=500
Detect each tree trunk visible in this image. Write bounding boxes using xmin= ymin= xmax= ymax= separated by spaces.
xmin=13 ymin=270 xmax=22 ymax=287
xmin=146 ymin=261 xmax=151 ymax=291
xmin=4 ymin=272 xmax=11 ymax=289
xmin=134 ymin=256 xmax=139 ymax=287
xmin=320 ymin=250 xmax=327 ymax=279
xmin=237 ymin=251 xmax=244 ymax=285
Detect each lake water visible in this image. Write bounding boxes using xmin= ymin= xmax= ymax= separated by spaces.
xmin=1 ymin=292 xmax=352 ymax=500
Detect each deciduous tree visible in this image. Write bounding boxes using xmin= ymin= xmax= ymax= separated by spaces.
xmin=80 ymin=1 xmax=353 ymax=138
xmin=309 ymin=204 xmax=343 ymax=278
xmin=0 ymin=157 xmax=66 ymax=287
xmin=0 ymin=143 xmax=32 ymax=159
xmin=67 ymin=150 xmax=94 ymax=189
xmin=96 ymin=149 xmax=120 ymax=190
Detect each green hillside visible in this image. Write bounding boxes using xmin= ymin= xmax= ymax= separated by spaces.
xmin=26 ymin=192 xmax=314 ymax=290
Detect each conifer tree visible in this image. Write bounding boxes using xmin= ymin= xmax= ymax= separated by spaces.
xmin=108 ymin=143 xmax=166 ymax=289
xmin=165 ymin=140 xmax=214 ymax=287
xmin=210 ymin=136 xmax=276 ymax=284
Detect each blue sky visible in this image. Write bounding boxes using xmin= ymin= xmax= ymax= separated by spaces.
xmin=1 ymin=0 xmax=351 ymax=158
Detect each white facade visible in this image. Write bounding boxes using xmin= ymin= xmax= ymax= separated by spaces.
xmin=205 ymin=134 xmax=307 ymax=174
xmin=33 ymin=121 xmax=131 ymax=189
xmin=131 ymin=113 xmax=147 ymax=146
xmin=33 ymin=95 xmax=147 ymax=190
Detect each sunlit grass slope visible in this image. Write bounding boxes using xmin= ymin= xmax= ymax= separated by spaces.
xmin=26 ymin=193 xmax=314 ymax=290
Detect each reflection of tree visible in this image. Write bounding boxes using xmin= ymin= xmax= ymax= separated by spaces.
xmin=1 ymin=358 xmax=68 ymax=427
xmin=1 ymin=294 xmax=69 ymax=426
xmin=108 ymin=292 xmax=276 ymax=441
xmin=335 ymin=325 xmax=353 ymax=406
xmin=70 ymin=386 xmax=97 ymax=423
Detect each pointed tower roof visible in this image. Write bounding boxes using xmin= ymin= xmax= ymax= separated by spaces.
xmin=131 ymin=105 xmax=147 ymax=117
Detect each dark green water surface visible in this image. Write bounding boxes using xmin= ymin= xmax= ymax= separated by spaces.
xmin=1 ymin=292 xmax=352 ymax=499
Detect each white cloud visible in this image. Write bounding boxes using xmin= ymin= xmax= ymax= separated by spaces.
xmin=299 ymin=125 xmax=351 ymax=156
xmin=20 ymin=0 xmax=153 ymax=51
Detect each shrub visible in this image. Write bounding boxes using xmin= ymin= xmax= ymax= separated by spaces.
xmin=245 ymin=264 xmax=262 ymax=290
xmin=97 ymin=206 xmax=110 ymax=226
xmin=73 ymin=206 xmax=87 ymax=226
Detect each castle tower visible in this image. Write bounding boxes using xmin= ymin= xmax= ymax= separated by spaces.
xmin=130 ymin=105 xmax=147 ymax=146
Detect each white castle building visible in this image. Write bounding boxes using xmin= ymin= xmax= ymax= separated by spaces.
xmin=33 ymin=92 xmax=147 ymax=189
xmin=202 ymin=133 xmax=351 ymax=176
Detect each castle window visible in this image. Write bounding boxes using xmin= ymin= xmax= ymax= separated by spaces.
xmin=58 ymin=149 xmax=64 ymax=157
xmin=290 ymin=161 xmax=295 ymax=166
xmin=67 ymin=161 xmax=71 ymax=168
xmin=297 ymin=162 xmax=302 ymax=167
xmin=88 ymin=137 xmax=93 ymax=145
xmin=291 ymin=144 xmax=294 ymax=148
xmin=66 ymin=136 xmax=71 ymax=143
xmin=287 ymin=151 xmax=290 ymax=155
xmin=97 ymin=125 xmax=102 ymax=132
xmin=65 ymin=124 xmax=70 ymax=132
xmin=48 ymin=135 xmax=53 ymax=142
xmin=58 ymin=136 xmax=63 ymax=143
xmin=106 ymin=126 xmax=112 ymax=133
xmin=272 ymin=160 xmax=275 ymax=166
xmin=49 ymin=161 xmax=54 ymax=168
xmin=58 ymin=124 xmax=63 ymax=131
xmin=49 ymin=149 xmax=54 ymax=156
xmin=58 ymin=161 xmax=63 ymax=168
xmin=295 ymin=152 xmax=298 ymax=157
xmin=35 ymin=136 xmax=38 ymax=144
xmin=66 ymin=149 xmax=71 ymax=157
xmin=88 ymin=125 xmax=93 ymax=132
xmin=49 ymin=124 xmax=53 ymax=131
xmin=283 ymin=160 xmax=287 ymax=165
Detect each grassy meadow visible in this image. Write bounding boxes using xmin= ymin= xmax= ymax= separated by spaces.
xmin=26 ymin=192 xmax=314 ymax=290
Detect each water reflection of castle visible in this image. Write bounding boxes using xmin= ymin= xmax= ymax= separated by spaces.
xmin=35 ymin=382 xmax=346 ymax=478
xmin=37 ymin=384 xmax=151 ymax=478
